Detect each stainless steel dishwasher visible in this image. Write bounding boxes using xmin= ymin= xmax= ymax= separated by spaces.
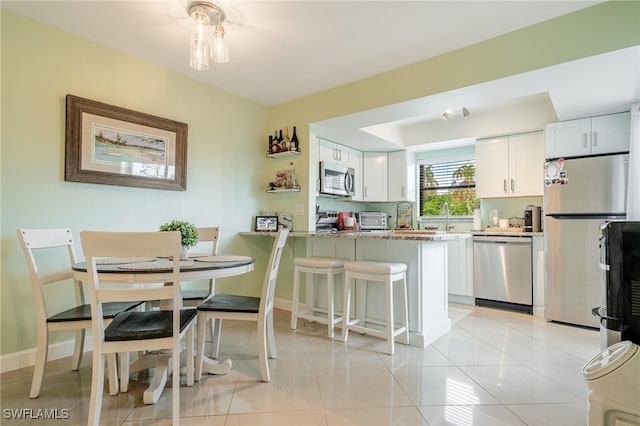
xmin=473 ymin=235 xmax=533 ymax=313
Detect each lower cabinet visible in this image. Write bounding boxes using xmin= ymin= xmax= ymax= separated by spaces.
xmin=447 ymin=238 xmax=474 ymax=303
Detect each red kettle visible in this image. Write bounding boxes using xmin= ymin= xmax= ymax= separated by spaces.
xmin=337 ymin=212 xmax=351 ymax=230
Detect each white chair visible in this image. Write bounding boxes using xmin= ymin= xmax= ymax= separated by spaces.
xmin=340 ymin=261 xmax=410 ymax=355
xmin=81 ymin=230 xmax=196 ymax=426
xmin=16 ymin=228 xmax=141 ymax=399
xmin=290 ymin=256 xmax=348 ymax=338
xmin=195 ymin=229 xmax=289 ymax=382
xmin=181 ymin=226 xmax=219 ymax=305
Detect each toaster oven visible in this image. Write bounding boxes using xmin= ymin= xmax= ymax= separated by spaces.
xmin=359 ymin=212 xmax=387 ymax=230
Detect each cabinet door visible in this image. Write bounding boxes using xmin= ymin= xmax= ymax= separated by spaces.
xmin=447 ymin=239 xmax=464 ymax=296
xmin=509 ymin=132 xmax=544 ymax=197
xmin=591 ymin=112 xmax=630 ymax=155
xmin=545 ymin=118 xmax=591 ymax=158
xmin=318 ymin=139 xmax=337 ymax=164
xmin=387 ymin=150 xmax=416 ymax=202
xmin=363 ymin=152 xmax=388 ymax=201
xmin=475 ymin=136 xmax=509 ymax=198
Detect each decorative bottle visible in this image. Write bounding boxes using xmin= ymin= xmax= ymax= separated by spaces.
xmin=282 ymin=127 xmax=291 ymax=151
xmin=289 ymin=161 xmax=299 ymax=189
xmin=290 ymin=126 xmax=299 ymax=152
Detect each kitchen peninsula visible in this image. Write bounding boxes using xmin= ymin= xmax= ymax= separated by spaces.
xmin=242 ymin=230 xmax=471 ymax=347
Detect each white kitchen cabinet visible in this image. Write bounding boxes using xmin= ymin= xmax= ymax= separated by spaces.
xmin=447 ymin=238 xmax=474 ymax=303
xmin=363 ymin=152 xmax=388 ymax=201
xmin=387 ymin=150 xmax=416 ymax=202
xmin=545 ymin=112 xmax=630 ymax=159
xmin=476 ymin=131 xmax=544 ymax=198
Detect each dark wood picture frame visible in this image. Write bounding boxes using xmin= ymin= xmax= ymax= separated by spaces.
xmin=255 ymin=216 xmax=279 ymax=232
xmin=65 ymin=94 xmax=188 ymax=191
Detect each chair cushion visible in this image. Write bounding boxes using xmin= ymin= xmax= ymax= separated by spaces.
xmin=197 ymin=294 xmax=259 ymax=313
xmin=344 ymin=261 xmax=407 ymax=275
xmin=294 ymin=256 xmax=348 ymax=268
xmin=181 ymin=289 xmax=212 ymax=301
xmin=104 ymin=309 xmax=197 ymax=341
xmin=47 ymin=301 xmax=143 ymax=323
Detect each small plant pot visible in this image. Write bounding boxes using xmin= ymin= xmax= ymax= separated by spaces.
xmin=180 ymin=246 xmax=189 ymax=261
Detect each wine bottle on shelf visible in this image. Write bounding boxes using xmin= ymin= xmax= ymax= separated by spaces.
xmin=272 ymin=130 xmax=281 ymax=153
xmin=290 ymin=126 xmax=299 ymax=152
xmin=268 ymin=134 xmax=273 ymax=154
xmin=282 ymin=127 xmax=292 ymax=151
xmin=289 ymin=161 xmax=299 ymax=189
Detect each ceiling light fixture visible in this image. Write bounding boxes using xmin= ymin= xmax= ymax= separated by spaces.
xmin=441 ymin=109 xmax=451 ymax=120
xmin=187 ymin=1 xmax=228 ymax=71
xmin=463 ymin=107 xmax=470 ymax=117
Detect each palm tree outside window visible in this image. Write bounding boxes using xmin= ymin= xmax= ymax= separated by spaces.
xmin=419 ymin=159 xmax=479 ymax=217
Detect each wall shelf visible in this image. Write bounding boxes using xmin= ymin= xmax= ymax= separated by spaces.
xmin=267 ymin=150 xmax=301 ymax=159
xmin=266 ymin=188 xmax=301 ymax=193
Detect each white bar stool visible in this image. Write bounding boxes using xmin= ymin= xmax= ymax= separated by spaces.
xmin=340 ymin=261 xmax=410 ymax=354
xmin=290 ymin=256 xmax=348 ymax=338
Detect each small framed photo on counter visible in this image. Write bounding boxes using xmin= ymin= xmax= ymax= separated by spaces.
xmin=255 ymin=216 xmax=279 ymax=232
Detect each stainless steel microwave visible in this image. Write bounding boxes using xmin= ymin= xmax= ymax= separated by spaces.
xmin=319 ymin=162 xmax=354 ymax=197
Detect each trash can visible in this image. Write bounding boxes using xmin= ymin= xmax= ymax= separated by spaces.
xmin=582 ymin=341 xmax=640 ymax=425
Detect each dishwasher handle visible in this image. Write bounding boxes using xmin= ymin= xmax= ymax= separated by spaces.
xmin=473 ymin=236 xmax=532 ymax=244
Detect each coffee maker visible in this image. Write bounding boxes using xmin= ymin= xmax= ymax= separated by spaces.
xmin=524 ymin=205 xmax=541 ymax=232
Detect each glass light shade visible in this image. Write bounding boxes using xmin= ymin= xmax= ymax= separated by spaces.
xmin=211 ymin=25 xmax=229 ymax=64
xmin=189 ymin=7 xmax=211 ymax=70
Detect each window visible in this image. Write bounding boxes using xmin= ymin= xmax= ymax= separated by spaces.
xmin=419 ymin=159 xmax=479 ymax=216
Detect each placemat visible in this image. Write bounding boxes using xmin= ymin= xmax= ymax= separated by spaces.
xmin=96 ymin=257 xmax=155 ymax=265
xmin=194 ymin=255 xmax=252 ymax=263
xmin=118 ymin=260 xmax=193 ymax=270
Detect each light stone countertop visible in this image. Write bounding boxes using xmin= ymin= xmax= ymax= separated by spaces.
xmin=240 ymin=230 xmax=472 ymax=241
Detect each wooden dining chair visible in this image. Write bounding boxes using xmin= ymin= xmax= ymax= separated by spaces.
xmin=80 ymin=230 xmax=196 ymax=426
xmin=16 ymin=228 xmax=141 ymax=399
xmin=181 ymin=226 xmax=219 ymax=304
xmin=195 ymin=228 xmax=289 ymax=382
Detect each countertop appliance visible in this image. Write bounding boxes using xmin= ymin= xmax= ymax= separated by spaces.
xmin=473 ymin=235 xmax=533 ymax=313
xmin=593 ymin=221 xmax=640 ymax=348
xmin=315 ymin=209 xmax=338 ymax=232
xmin=544 ymin=153 xmax=629 ymax=328
xmin=524 ymin=205 xmax=542 ymax=232
xmin=319 ymin=161 xmax=354 ymax=197
xmin=359 ymin=212 xmax=387 ymax=230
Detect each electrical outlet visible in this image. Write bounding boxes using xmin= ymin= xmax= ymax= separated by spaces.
xmin=295 ymin=204 xmax=304 ymax=216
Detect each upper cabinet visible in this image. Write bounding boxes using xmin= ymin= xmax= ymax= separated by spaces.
xmin=363 ymin=152 xmax=388 ymax=201
xmin=387 ymin=150 xmax=416 ymax=202
xmin=545 ymin=112 xmax=630 ymax=159
xmin=476 ymin=131 xmax=544 ymax=198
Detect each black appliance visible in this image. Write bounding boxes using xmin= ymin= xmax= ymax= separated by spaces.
xmin=523 ymin=205 xmax=541 ymax=232
xmin=594 ymin=221 xmax=640 ymax=348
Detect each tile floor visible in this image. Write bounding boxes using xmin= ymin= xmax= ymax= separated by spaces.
xmin=0 ymin=304 xmax=602 ymax=425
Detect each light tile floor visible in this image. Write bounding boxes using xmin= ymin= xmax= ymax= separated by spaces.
xmin=0 ymin=304 xmax=602 ymax=425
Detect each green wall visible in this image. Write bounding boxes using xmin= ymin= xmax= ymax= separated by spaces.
xmin=1 ymin=1 xmax=639 ymax=361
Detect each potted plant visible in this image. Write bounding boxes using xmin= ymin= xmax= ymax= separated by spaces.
xmin=159 ymin=220 xmax=199 ymax=260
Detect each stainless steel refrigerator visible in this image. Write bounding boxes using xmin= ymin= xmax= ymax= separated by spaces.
xmin=544 ymin=153 xmax=629 ymax=328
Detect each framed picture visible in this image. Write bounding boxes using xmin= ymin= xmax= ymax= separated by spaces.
xmin=65 ymin=94 xmax=188 ymax=191
xmin=255 ymin=216 xmax=279 ymax=232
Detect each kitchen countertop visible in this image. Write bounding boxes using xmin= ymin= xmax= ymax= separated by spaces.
xmin=241 ymin=230 xmax=471 ymax=241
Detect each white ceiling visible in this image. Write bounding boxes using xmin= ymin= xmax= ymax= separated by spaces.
xmin=4 ymin=0 xmax=639 ymax=151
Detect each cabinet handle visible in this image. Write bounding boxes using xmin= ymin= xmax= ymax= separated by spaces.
xmin=503 ymin=179 xmax=507 ymax=194
xmin=364 ymin=187 xmax=367 ymax=198
xmin=510 ymin=179 xmax=515 ymax=194
xmin=333 ymin=148 xmax=338 ymax=160
xmin=593 ymin=131 xmax=598 ymax=147
xmin=338 ymin=149 xmax=342 ymax=161
xmin=401 ymin=185 xmax=405 ymax=197
xmin=583 ymin=133 xmax=588 ymax=148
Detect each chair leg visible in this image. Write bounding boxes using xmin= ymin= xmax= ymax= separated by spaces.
xmin=327 ymin=272 xmax=337 ymax=339
xmin=195 ymin=312 xmax=207 ymax=381
xmin=290 ymin=266 xmax=301 ymax=330
xmin=172 ymin=335 xmax=180 ymax=426
xmin=266 ymin=309 xmax=277 ymax=359
xmin=340 ymin=272 xmax=352 ymax=343
xmin=186 ymin=325 xmax=194 ymax=387
xmin=71 ymin=329 xmax=85 ymax=371
xmin=118 ymin=352 xmax=130 ymax=393
xmin=30 ymin=329 xmax=48 ymax=398
xmin=88 ymin=351 xmax=105 ymax=426
xmin=385 ymin=278 xmax=395 ymax=355
xmin=257 ymin=315 xmax=270 ymax=382
xmin=211 ymin=319 xmax=222 ymax=359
